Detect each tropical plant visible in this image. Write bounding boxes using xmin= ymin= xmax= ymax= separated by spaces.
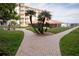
xmin=25 ymin=10 xmax=36 ymax=25
xmin=25 ymin=9 xmax=39 ymax=33
xmin=37 ymin=11 xmax=51 ymax=34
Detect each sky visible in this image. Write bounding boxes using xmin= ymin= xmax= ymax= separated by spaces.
xmin=29 ymin=3 xmax=79 ymax=23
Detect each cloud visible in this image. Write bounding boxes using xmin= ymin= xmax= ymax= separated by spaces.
xmin=29 ymin=3 xmax=79 ymax=23
xmin=29 ymin=3 xmax=47 ymax=10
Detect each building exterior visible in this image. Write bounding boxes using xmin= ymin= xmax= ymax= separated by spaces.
xmin=15 ymin=3 xmax=26 ymax=27
xmin=61 ymin=23 xmax=79 ymax=27
xmin=15 ymin=3 xmax=43 ymax=27
xmin=61 ymin=23 xmax=70 ymax=27
xmin=48 ymin=20 xmax=62 ymax=27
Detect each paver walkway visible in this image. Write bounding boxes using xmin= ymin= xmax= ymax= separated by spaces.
xmin=16 ymin=26 xmax=79 ymax=56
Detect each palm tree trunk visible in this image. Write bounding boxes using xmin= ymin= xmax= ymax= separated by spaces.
xmin=40 ymin=18 xmax=45 ymax=34
xmin=29 ymin=16 xmax=39 ymax=33
xmin=30 ymin=15 xmax=32 ymax=25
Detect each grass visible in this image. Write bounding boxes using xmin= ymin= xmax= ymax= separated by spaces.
xmin=26 ymin=27 xmax=36 ymax=32
xmin=0 ymin=25 xmax=26 ymax=29
xmin=0 ymin=25 xmax=71 ymax=34
xmin=26 ymin=27 xmax=71 ymax=34
xmin=0 ymin=29 xmax=24 ymax=56
xmin=48 ymin=27 xmax=70 ymax=34
xmin=0 ymin=26 xmax=7 ymax=29
xmin=60 ymin=27 xmax=79 ymax=56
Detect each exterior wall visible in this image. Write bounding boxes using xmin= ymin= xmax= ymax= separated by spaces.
xmin=25 ymin=6 xmax=42 ymax=24
xmin=61 ymin=23 xmax=79 ymax=27
xmin=15 ymin=3 xmax=50 ymax=27
xmin=61 ymin=23 xmax=70 ymax=27
xmin=15 ymin=3 xmax=28 ymax=27
xmin=50 ymin=24 xmax=61 ymax=27
xmin=19 ymin=3 xmax=27 ymax=27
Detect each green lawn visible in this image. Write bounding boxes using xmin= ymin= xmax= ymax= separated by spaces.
xmin=26 ymin=27 xmax=36 ymax=32
xmin=0 ymin=26 xmax=7 ymax=29
xmin=60 ymin=27 xmax=79 ymax=56
xmin=48 ymin=27 xmax=70 ymax=34
xmin=0 ymin=30 xmax=24 ymax=56
xmin=0 ymin=25 xmax=26 ymax=29
xmin=26 ymin=27 xmax=71 ymax=34
xmin=0 ymin=25 xmax=71 ymax=34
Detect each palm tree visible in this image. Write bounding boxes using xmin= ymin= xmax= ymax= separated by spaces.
xmin=25 ymin=10 xmax=36 ymax=25
xmin=38 ymin=11 xmax=51 ymax=34
xmin=25 ymin=10 xmax=39 ymax=33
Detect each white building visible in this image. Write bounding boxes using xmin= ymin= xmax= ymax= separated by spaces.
xmin=61 ymin=23 xmax=71 ymax=27
xmin=15 ymin=3 xmax=43 ymax=27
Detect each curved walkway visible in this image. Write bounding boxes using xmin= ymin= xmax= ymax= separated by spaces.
xmin=16 ymin=26 xmax=79 ymax=56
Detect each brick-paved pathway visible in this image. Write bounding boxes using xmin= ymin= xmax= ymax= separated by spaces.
xmin=16 ymin=26 xmax=79 ymax=56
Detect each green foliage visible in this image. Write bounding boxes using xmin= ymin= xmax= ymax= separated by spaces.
xmin=26 ymin=27 xmax=36 ymax=33
xmin=38 ymin=11 xmax=51 ymax=21
xmin=25 ymin=10 xmax=39 ymax=33
xmin=25 ymin=10 xmax=36 ymax=16
xmin=48 ymin=27 xmax=70 ymax=33
xmin=0 ymin=30 xmax=24 ymax=55
xmin=25 ymin=10 xmax=52 ymax=34
xmin=15 ymin=15 xmax=20 ymax=20
xmin=0 ymin=3 xmax=17 ymax=20
xmin=26 ymin=26 xmax=70 ymax=34
xmin=25 ymin=10 xmax=36 ymax=24
xmin=37 ymin=11 xmax=51 ymax=34
xmin=60 ymin=28 xmax=79 ymax=56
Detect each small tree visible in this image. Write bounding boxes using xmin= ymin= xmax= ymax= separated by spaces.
xmin=25 ymin=10 xmax=39 ymax=33
xmin=37 ymin=11 xmax=51 ymax=34
xmin=25 ymin=10 xmax=36 ymax=25
xmin=0 ymin=3 xmax=16 ymax=21
xmin=0 ymin=3 xmax=18 ymax=30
